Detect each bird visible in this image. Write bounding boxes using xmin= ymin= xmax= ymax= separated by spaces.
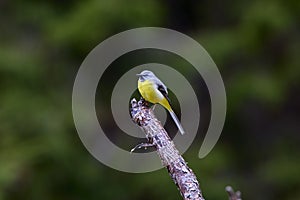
xmin=136 ymin=70 xmax=185 ymax=134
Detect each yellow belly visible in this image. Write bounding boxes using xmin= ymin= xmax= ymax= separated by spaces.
xmin=138 ymin=80 xmax=161 ymax=103
xmin=138 ymin=80 xmax=171 ymax=110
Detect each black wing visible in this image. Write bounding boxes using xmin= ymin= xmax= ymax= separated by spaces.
xmin=157 ymin=84 xmax=171 ymax=104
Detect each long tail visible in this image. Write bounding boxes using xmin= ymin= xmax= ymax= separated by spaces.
xmin=168 ymin=109 xmax=185 ymax=135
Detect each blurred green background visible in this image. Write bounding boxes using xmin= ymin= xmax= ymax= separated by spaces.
xmin=1 ymin=0 xmax=300 ymax=199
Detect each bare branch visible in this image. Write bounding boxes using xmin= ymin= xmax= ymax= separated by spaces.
xmin=225 ymin=186 xmax=242 ymax=200
xmin=130 ymin=98 xmax=205 ymax=200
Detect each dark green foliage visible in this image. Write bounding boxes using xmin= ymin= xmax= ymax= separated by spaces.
xmin=0 ymin=0 xmax=299 ymax=199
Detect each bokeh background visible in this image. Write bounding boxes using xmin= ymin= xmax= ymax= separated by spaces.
xmin=1 ymin=0 xmax=300 ymax=199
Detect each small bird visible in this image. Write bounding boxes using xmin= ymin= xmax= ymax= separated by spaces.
xmin=136 ymin=70 xmax=185 ymax=134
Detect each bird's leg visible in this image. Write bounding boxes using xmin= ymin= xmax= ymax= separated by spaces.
xmin=139 ymin=97 xmax=150 ymax=108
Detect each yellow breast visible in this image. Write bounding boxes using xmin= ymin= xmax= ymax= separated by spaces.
xmin=138 ymin=80 xmax=162 ymax=104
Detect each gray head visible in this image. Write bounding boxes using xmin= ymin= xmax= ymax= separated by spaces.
xmin=136 ymin=70 xmax=156 ymax=81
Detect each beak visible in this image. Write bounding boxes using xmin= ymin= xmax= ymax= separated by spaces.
xmin=136 ymin=73 xmax=142 ymax=77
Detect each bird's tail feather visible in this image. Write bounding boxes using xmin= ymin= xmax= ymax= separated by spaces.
xmin=169 ymin=110 xmax=185 ymax=135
